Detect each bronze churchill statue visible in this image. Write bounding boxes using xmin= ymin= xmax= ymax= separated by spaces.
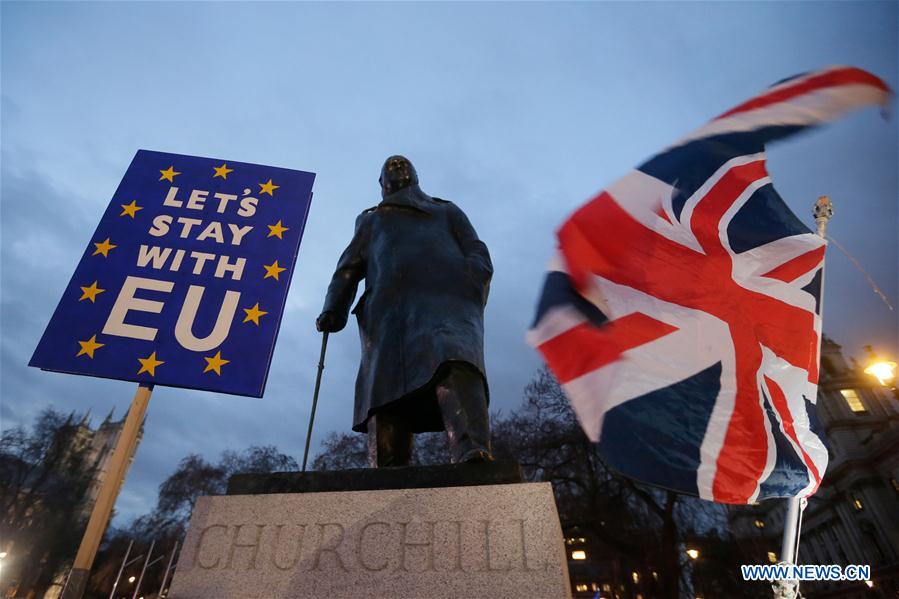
xmin=317 ymin=156 xmax=493 ymax=467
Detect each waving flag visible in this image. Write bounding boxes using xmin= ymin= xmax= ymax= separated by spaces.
xmin=528 ymin=66 xmax=890 ymax=504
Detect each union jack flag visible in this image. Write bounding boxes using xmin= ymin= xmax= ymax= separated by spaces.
xmin=528 ymin=66 xmax=890 ymax=504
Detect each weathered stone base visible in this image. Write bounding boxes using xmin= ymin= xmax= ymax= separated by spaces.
xmin=168 ymin=480 xmax=571 ymax=598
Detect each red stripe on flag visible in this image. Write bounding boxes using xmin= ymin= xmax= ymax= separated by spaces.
xmin=537 ymin=313 xmax=678 ymax=385
xmin=761 ymin=246 xmax=825 ymax=282
xmin=712 ymin=326 xmax=767 ymax=503
xmin=689 ymin=160 xmax=769 ymax=256
xmin=655 ymin=203 xmax=673 ymax=224
xmin=764 ymin=376 xmax=823 ymax=489
xmin=716 ymin=67 xmax=890 ymax=121
xmin=557 ymin=193 xmax=619 ymax=292
xmin=807 ymin=333 xmax=820 ymax=385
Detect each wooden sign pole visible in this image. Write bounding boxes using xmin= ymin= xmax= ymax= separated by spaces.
xmin=60 ymin=383 xmax=153 ymax=599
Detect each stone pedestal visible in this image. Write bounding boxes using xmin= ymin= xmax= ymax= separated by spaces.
xmin=168 ymin=464 xmax=571 ymax=598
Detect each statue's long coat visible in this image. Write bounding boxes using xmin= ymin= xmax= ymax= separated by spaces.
xmin=322 ymin=185 xmax=492 ymax=433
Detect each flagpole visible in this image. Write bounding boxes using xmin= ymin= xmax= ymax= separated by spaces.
xmin=778 ymin=496 xmax=808 ymax=565
xmin=774 ymin=196 xmax=833 ymax=599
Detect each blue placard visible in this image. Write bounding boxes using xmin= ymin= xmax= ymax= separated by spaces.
xmin=29 ymin=149 xmax=315 ymax=398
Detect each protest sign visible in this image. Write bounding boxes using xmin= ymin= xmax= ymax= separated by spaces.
xmin=30 ymin=149 xmax=315 ymax=397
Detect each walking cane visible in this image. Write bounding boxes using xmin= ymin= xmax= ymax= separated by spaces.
xmin=302 ymin=331 xmax=329 ymax=472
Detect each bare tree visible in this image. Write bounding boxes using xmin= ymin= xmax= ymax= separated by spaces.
xmin=0 ymin=408 xmax=94 ymax=598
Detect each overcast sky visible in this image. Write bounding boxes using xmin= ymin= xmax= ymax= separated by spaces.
xmin=2 ymin=2 xmax=896 ymax=525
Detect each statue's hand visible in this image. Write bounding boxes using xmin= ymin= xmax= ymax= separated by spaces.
xmin=316 ymin=311 xmax=342 ymax=333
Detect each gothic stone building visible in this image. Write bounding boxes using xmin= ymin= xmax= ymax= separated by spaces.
xmin=41 ymin=409 xmax=141 ymax=599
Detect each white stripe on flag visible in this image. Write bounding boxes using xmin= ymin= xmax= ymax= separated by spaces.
xmin=672 ymin=84 xmax=888 ymax=150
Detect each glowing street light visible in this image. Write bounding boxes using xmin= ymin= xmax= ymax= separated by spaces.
xmin=571 ymin=550 xmax=587 ymax=560
xmin=686 ymin=548 xmax=700 ymax=560
xmin=864 ymin=360 xmax=897 ymax=388
xmin=128 ymin=575 xmax=136 ymax=583
xmin=863 ymin=346 xmax=898 ymax=399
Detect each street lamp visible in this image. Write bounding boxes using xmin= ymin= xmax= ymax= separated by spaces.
xmin=686 ymin=548 xmax=699 ymax=560
xmin=128 ymin=576 xmax=136 ymax=584
xmin=863 ymin=346 xmax=898 ymax=396
xmin=864 ymin=360 xmax=897 ymax=388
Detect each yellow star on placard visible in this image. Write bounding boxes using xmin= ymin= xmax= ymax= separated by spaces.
xmin=159 ymin=166 xmax=181 ymax=182
xmin=263 ymin=260 xmax=286 ymax=281
xmin=203 ymin=351 xmax=230 ymax=376
xmin=267 ymin=220 xmax=289 ymax=239
xmin=259 ymin=179 xmax=280 ymax=196
xmin=137 ymin=351 xmax=164 ymax=376
xmin=119 ymin=200 xmax=143 ymax=218
xmin=92 ymin=238 xmax=117 ymax=257
xmin=76 ymin=335 xmax=104 ymax=359
xmin=243 ymin=303 xmax=268 ymax=325
xmin=213 ymin=163 xmax=233 ymax=179
xmin=79 ymin=281 xmax=106 ymax=303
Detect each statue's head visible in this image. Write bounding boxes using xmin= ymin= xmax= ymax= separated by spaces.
xmin=379 ymin=155 xmax=418 ymax=197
